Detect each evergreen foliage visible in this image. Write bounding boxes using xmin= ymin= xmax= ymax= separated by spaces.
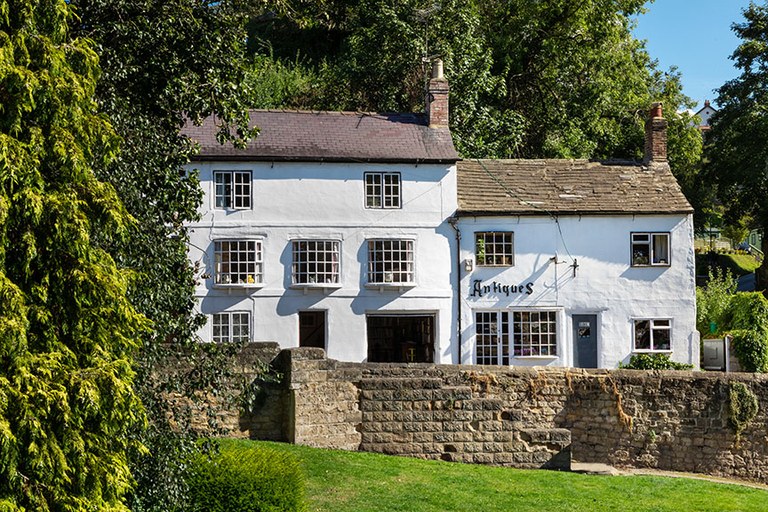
xmin=188 ymin=440 xmax=306 ymax=512
xmin=619 ymin=354 xmax=693 ymax=371
xmin=0 ymin=0 xmax=147 ymax=509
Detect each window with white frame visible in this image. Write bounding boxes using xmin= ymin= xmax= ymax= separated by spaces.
xmin=212 ymin=312 xmax=250 ymax=343
xmin=365 ymin=172 xmax=401 ymax=208
xmin=513 ymin=311 xmax=557 ymax=356
xmin=291 ymin=240 xmax=340 ymax=285
xmin=367 ymin=239 xmax=415 ymax=284
xmin=633 ymin=319 xmax=671 ymax=351
xmin=214 ymin=240 xmax=262 ymax=286
xmin=475 ymin=311 xmax=510 ymax=365
xmin=214 ymin=170 xmax=252 ymax=209
xmin=474 ymin=310 xmax=558 ymax=365
xmin=631 ymin=232 xmax=670 ymax=266
xmin=475 ymin=232 xmax=514 ymax=266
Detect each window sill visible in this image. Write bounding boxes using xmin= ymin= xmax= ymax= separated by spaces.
xmin=290 ymin=283 xmax=342 ymax=294
xmin=213 ymin=283 xmax=263 ymax=290
xmin=630 ymin=263 xmax=671 ymax=268
xmin=514 ymin=355 xmax=558 ymax=360
xmin=365 ymin=282 xmax=417 ymax=292
xmin=632 ymin=349 xmax=673 ymax=354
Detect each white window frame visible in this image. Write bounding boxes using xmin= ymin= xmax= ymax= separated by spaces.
xmin=366 ymin=239 xmax=415 ymax=286
xmin=212 ymin=311 xmax=251 ymax=343
xmin=291 ymin=239 xmax=341 ymax=286
xmin=633 ymin=318 xmax=672 ymax=352
xmin=474 ymin=309 xmax=558 ymax=365
xmin=475 ymin=231 xmax=514 ymax=266
xmin=213 ymin=239 xmax=263 ymax=287
xmin=631 ymin=232 xmax=670 ymax=267
xmin=365 ymin=172 xmax=401 ymax=209
xmin=214 ymin=170 xmax=252 ymax=210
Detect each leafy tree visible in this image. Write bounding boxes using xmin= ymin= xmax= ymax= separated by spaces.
xmin=248 ymin=0 xmax=701 ymax=172
xmin=0 ymin=0 xmax=147 ymax=510
xmin=67 ymin=1 xmax=259 ymax=509
xmin=705 ymin=2 xmax=768 ymax=290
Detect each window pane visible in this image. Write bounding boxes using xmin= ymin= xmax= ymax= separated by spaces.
xmin=214 ymin=172 xmax=232 ymax=209
xmin=632 ymin=242 xmax=650 ymax=265
xmin=367 ymin=239 xmax=414 ymax=283
xmin=365 ymin=172 xmax=400 ymax=209
xmin=292 ymin=240 xmax=340 ymax=284
xmin=653 ymin=327 xmax=671 ymax=351
xmin=634 ymin=320 xmax=651 ymax=350
xmin=475 ymin=232 xmax=514 ymax=266
xmin=652 ymin=234 xmax=669 ymax=264
xmin=214 ymin=240 xmax=262 ymax=285
xmin=512 ymin=310 xmax=557 ymax=356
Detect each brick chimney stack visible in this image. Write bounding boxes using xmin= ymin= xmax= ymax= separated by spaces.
xmin=644 ymin=102 xmax=668 ymax=165
xmin=426 ymin=59 xmax=449 ymax=128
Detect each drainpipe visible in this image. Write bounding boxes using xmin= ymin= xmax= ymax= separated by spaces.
xmin=448 ymin=216 xmax=462 ymax=364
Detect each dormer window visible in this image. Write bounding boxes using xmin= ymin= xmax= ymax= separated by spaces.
xmin=214 ymin=170 xmax=251 ymax=209
xmin=365 ymin=172 xmax=401 ymax=209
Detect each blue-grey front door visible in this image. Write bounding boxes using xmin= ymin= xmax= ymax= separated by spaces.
xmin=573 ymin=315 xmax=598 ymax=368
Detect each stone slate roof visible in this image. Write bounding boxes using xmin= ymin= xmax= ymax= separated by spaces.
xmin=183 ymin=110 xmax=459 ymax=163
xmin=458 ymin=159 xmax=693 ymax=216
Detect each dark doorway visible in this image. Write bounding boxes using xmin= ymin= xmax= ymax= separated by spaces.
xmin=367 ymin=315 xmax=435 ymax=363
xmin=572 ymin=314 xmax=598 ymax=368
xmin=299 ymin=311 xmax=326 ymax=349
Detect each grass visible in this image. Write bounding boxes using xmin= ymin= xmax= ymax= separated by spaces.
xmin=220 ymin=440 xmax=768 ymax=512
xmin=696 ymin=252 xmax=760 ymax=278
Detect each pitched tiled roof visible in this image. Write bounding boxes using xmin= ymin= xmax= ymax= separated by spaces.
xmin=183 ymin=110 xmax=459 ymax=163
xmin=458 ymin=159 xmax=693 ymax=216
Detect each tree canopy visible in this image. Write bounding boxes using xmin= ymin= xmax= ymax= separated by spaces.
xmin=247 ymin=0 xmax=701 ymax=173
xmin=705 ymin=1 xmax=768 ymax=289
xmin=0 ymin=0 xmax=147 ymax=509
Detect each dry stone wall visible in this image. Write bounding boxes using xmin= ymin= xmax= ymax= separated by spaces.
xmin=169 ymin=344 xmax=768 ymax=484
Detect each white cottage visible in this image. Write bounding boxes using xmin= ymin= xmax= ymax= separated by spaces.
xmin=184 ymin=63 xmax=461 ymax=363
xmin=455 ymin=105 xmax=698 ymax=368
xmin=184 ymin=67 xmax=698 ymax=368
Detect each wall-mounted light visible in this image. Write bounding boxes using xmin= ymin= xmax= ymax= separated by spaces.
xmin=464 ymin=258 xmax=474 ymax=272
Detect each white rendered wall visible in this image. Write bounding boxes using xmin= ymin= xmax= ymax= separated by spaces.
xmin=187 ymin=161 xmax=458 ymax=363
xmin=457 ymin=214 xmax=699 ymax=368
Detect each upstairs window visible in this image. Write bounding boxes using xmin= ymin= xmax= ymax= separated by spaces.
xmin=633 ymin=319 xmax=671 ymax=351
xmin=631 ymin=232 xmax=670 ymax=266
xmin=475 ymin=232 xmax=514 ymax=266
xmin=365 ymin=172 xmax=401 ymax=209
xmin=212 ymin=312 xmax=250 ymax=343
xmin=367 ymin=239 xmax=415 ymax=285
xmin=214 ymin=240 xmax=262 ymax=286
xmin=214 ymin=170 xmax=251 ymax=209
xmin=292 ymin=240 xmax=340 ymax=285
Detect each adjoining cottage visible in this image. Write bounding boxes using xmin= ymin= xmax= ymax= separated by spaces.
xmin=183 ymin=62 xmax=699 ymax=368
xmin=455 ymin=106 xmax=697 ymax=368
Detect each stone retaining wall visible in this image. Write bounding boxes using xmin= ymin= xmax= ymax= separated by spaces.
xmin=177 ymin=344 xmax=768 ymax=483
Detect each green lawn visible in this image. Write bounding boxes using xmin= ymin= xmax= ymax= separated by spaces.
xmin=223 ymin=440 xmax=768 ymax=512
xmin=696 ymin=252 xmax=760 ymax=278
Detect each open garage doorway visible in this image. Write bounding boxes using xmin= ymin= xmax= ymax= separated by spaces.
xmin=367 ymin=315 xmax=435 ymax=363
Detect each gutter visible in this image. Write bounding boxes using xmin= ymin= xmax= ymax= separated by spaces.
xmin=448 ymin=216 xmax=462 ymax=365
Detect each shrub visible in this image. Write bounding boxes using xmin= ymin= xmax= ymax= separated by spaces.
xmin=188 ymin=441 xmax=306 ymax=512
xmin=620 ymin=353 xmax=694 ymax=370
xmin=728 ymin=381 xmax=759 ymax=440
xmin=729 ymin=329 xmax=768 ymax=373
xmin=696 ymin=268 xmax=738 ymax=335
xmin=722 ymin=292 xmax=768 ymax=332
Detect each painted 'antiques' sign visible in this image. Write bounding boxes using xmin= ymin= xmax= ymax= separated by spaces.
xmin=470 ymin=279 xmax=534 ymax=298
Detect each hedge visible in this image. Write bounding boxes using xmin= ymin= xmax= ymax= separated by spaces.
xmin=188 ymin=440 xmax=305 ymax=512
